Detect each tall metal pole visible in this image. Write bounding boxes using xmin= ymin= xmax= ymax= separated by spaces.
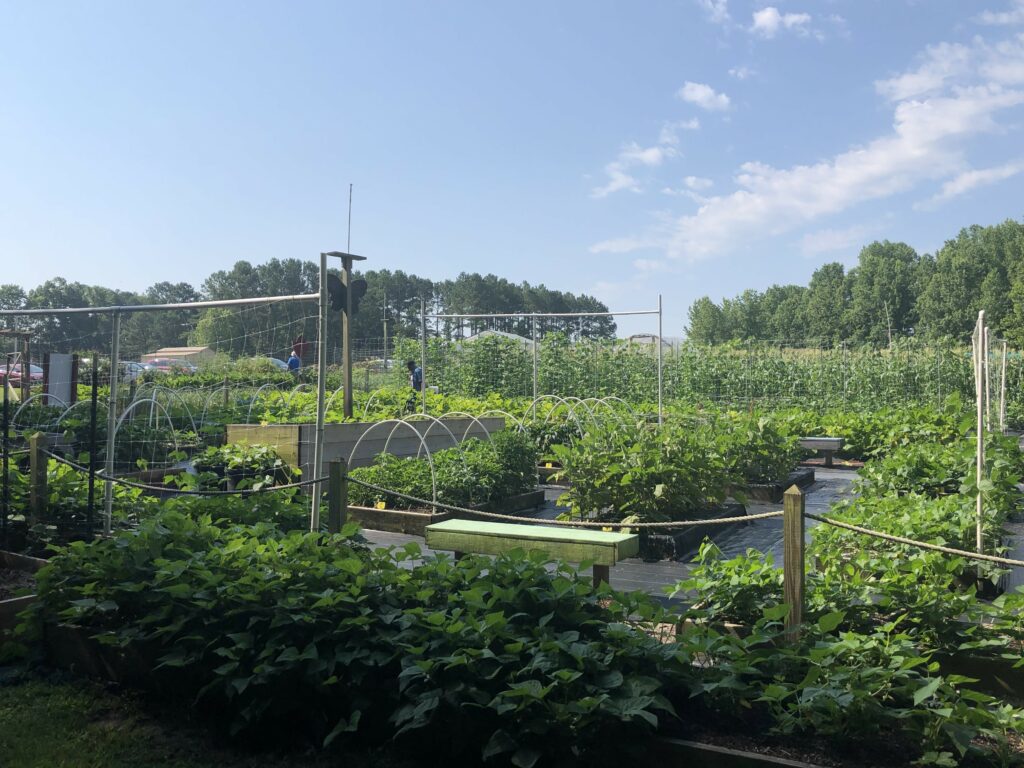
xmin=102 ymin=311 xmax=121 ymax=536
xmin=657 ymin=294 xmax=664 ymax=427
xmin=1000 ymin=340 xmax=1008 ymax=434
xmin=2 ymin=354 xmax=9 ymax=547
xmin=531 ymin=314 xmax=538 ymax=416
xmin=974 ymin=311 xmax=985 ymax=555
xmin=382 ymin=289 xmax=388 ymax=379
xmin=984 ymin=326 xmax=992 ymax=431
xmin=86 ymin=355 xmax=98 ymax=538
xmin=311 ymin=253 xmax=329 ymax=531
xmin=342 ymin=256 xmax=354 ymax=419
xmin=420 ymin=298 xmax=427 ymax=415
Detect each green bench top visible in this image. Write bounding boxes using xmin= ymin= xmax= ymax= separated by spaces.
xmin=424 ymin=518 xmax=639 ymax=566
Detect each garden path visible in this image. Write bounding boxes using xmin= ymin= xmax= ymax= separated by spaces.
xmin=359 ymin=467 xmax=858 ymax=601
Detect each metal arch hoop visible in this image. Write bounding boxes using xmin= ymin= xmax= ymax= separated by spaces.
xmin=346 ymin=419 xmax=439 ymax=506
xmin=324 ymin=386 xmax=346 ymax=414
xmin=54 ymin=399 xmax=109 ymax=430
xmin=12 ymin=393 xmax=69 ymax=430
xmin=435 ymin=410 xmax=497 ymax=443
xmin=245 ymin=383 xmax=282 ymax=423
xmin=112 ymin=397 xmax=181 ymax=469
xmin=140 ymin=385 xmax=198 ymax=435
xmin=384 ymin=415 xmax=462 ymax=461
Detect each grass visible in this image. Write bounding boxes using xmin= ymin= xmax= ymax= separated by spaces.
xmin=0 ymin=673 xmax=416 ymax=768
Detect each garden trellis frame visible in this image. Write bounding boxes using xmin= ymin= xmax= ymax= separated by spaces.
xmin=0 ymin=290 xmax=325 ymax=535
xmin=424 ymin=296 xmax=665 ymax=425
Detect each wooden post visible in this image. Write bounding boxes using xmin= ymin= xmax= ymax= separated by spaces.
xmin=29 ymin=431 xmax=47 ymax=524
xmin=783 ymin=485 xmax=805 ymax=642
xmin=223 ymin=374 xmax=230 ymax=409
xmin=593 ymin=564 xmax=610 ymax=588
xmin=327 ymin=458 xmax=347 ymax=533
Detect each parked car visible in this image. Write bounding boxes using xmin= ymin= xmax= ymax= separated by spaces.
xmin=0 ymin=363 xmax=44 ymax=385
xmin=121 ymin=361 xmax=149 ymax=382
xmin=143 ymin=358 xmax=198 ymax=374
xmin=266 ymin=357 xmax=290 ymax=371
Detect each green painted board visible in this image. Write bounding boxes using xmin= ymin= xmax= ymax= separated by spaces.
xmin=424 ymin=519 xmax=639 ymax=566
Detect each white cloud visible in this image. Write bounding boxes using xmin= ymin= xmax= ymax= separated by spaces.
xmin=750 ymin=7 xmax=812 ymax=39
xmin=592 ymin=33 xmax=1024 ymax=260
xmin=696 ymin=0 xmax=730 ymax=24
xmin=684 ymin=176 xmax=714 ymax=190
xmin=591 ymin=141 xmax=677 ymax=199
xmin=658 ymin=118 xmax=701 ymax=145
xmin=677 ymin=81 xmax=731 ymax=111
xmin=977 ymin=0 xmax=1024 ymax=26
xmin=979 ymin=33 xmax=1024 ymax=84
xmin=916 ymin=160 xmax=1024 ymax=209
xmin=800 ymin=225 xmax=867 ymax=256
xmin=875 ymin=42 xmax=972 ymax=101
xmin=661 ymin=176 xmax=714 ymax=200
xmin=590 ymin=236 xmax=657 ymax=254
xmin=729 ymin=66 xmax=756 ymax=80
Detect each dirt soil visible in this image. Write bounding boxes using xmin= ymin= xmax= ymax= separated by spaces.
xmin=0 ymin=568 xmax=36 ymax=601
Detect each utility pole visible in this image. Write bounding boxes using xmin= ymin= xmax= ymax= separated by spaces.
xmin=323 ymin=251 xmax=367 ymax=419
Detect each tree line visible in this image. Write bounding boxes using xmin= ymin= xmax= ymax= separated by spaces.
xmin=686 ymin=218 xmax=1024 ymax=346
xmin=0 ymin=262 xmax=614 ymax=360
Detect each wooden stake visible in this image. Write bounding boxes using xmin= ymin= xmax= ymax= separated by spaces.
xmin=783 ymin=484 xmax=805 ymax=642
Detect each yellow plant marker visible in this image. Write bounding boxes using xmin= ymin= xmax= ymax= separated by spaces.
xmin=375 ymin=500 xmax=387 ymax=509
xmin=545 ymin=462 xmax=553 ymax=468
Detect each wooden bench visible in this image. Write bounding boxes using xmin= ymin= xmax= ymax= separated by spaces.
xmin=798 ymin=437 xmax=844 ymax=468
xmin=424 ymin=518 xmax=639 ymax=587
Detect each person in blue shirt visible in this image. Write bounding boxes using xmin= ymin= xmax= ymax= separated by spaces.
xmin=287 ymin=350 xmax=300 ymax=374
xmin=405 ymin=359 xmax=422 ymax=411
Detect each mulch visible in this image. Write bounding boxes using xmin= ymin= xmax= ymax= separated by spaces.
xmin=0 ymin=568 xmax=36 ymax=601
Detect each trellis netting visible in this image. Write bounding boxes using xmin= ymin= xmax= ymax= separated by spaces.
xmin=393 ymin=334 xmax=1023 ymax=416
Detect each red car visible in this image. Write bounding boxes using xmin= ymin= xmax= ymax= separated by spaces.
xmin=0 ymin=363 xmax=44 ymax=385
xmin=143 ymin=358 xmax=198 ymax=374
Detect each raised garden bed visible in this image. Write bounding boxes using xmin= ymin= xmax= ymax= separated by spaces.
xmin=347 ymin=489 xmax=546 ymax=536
xmin=226 ymin=417 xmax=506 ymax=479
xmin=0 ymin=550 xmax=47 ymax=634
xmin=733 ymin=468 xmax=814 ymax=503
xmin=644 ymin=501 xmax=749 ymax=560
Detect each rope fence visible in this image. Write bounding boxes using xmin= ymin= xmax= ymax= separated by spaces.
xmin=805 ymin=512 xmax=1024 ymax=569
xmin=40 ymin=448 xmax=327 ymax=496
xmin=345 ymin=477 xmax=782 ymax=528
xmin=10 ymin=449 xmax=1024 ymax=570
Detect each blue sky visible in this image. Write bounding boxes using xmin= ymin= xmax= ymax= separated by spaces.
xmin=3 ymin=0 xmax=1024 ymax=336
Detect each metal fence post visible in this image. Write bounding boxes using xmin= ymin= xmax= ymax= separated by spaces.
xmin=420 ymin=298 xmax=427 ymax=415
xmin=783 ymin=485 xmax=805 ymax=642
xmin=657 ymin=294 xmax=664 ymax=426
xmin=102 ymin=311 xmax=121 ymax=536
xmin=87 ymin=355 xmax=99 ymax=538
xmin=1 ymin=354 xmax=9 ymax=547
xmin=328 ymin=458 xmax=347 ymax=534
xmin=311 ymin=252 xmax=328 ymax=532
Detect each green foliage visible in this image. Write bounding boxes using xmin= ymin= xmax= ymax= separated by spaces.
xmin=190 ymin=442 xmax=298 ymax=489
xmin=27 ymin=512 xmax=686 ymax=765
xmin=553 ymin=413 xmax=799 ymax=524
xmin=348 ymin=431 xmax=538 ymax=509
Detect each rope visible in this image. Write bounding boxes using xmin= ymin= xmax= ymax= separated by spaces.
xmin=40 ymin=448 xmax=328 ymax=496
xmin=805 ymin=512 xmax=1024 ymax=569
xmin=347 ymin=477 xmax=782 ymax=528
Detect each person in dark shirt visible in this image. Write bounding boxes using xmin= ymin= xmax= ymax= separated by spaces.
xmin=405 ymin=359 xmax=423 ymax=411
